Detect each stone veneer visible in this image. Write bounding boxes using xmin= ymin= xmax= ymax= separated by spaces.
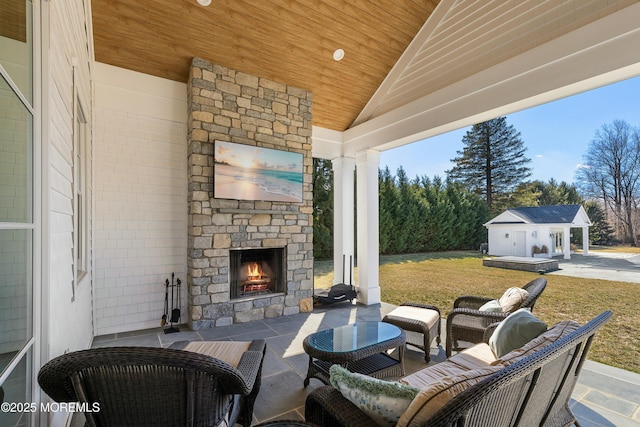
xmin=187 ymin=58 xmax=314 ymax=330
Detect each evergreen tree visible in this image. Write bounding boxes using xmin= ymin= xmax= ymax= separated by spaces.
xmin=510 ymin=179 xmax=582 ymax=207
xmin=583 ymin=201 xmax=615 ymax=246
xmin=312 ymin=158 xmax=333 ymax=259
xmin=377 ymin=168 xmax=489 ymax=254
xmin=448 ymin=117 xmax=532 ymax=213
xmin=379 ymin=166 xmax=398 ymax=254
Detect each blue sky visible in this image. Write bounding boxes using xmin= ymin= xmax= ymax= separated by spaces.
xmin=379 ymin=75 xmax=640 ymax=184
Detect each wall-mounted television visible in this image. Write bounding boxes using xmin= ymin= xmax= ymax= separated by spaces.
xmin=213 ymin=141 xmax=303 ymax=202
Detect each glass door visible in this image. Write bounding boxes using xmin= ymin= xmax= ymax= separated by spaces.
xmin=0 ymin=1 xmax=36 ymax=426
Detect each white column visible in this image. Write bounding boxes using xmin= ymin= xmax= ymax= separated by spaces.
xmin=563 ymin=226 xmax=571 ymax=259
xmin=356 ymin=150 xmax=380 ymax=305
xmin=332 ymin=157 xmax=356 ymax=285
xmin=582 ymin=226 xmax=590 ymax=256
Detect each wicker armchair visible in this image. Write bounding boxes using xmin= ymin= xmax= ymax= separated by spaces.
xmin=446 ymin=278 xmax=546 ymax=356
xmin=37 ymin=340 xmax=266 ymax=427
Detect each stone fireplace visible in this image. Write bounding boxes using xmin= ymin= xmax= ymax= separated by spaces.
xmin=187 ymin=58 xmax=314 ymax=330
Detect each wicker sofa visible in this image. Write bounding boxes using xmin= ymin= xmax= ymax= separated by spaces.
xmin=305 ymin=311 xmax=612 ymax=427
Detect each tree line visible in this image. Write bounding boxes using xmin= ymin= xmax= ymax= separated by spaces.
xmin=313 ymin=116 xmax=631 ymax=259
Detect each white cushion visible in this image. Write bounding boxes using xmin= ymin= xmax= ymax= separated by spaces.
xmin=329 ymin=364 xmax=419 ymax=427
xmin=489 ymin=308 xmax=547 ymax=358
xmin=478 ymin=299 xmax=502 ymax=312
xmin=385 ymin=305 xmax=440 ymax=328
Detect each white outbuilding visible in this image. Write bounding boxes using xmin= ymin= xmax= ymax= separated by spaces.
xmin=484 ymin=204 xmax=592 ymax=260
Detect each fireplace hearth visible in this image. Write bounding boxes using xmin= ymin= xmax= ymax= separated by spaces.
xmin=230 ymin=248 xmax=285 ymax=299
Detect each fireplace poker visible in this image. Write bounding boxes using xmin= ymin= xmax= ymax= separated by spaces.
xmin=161 ymin=278 xmax=169 ymax=327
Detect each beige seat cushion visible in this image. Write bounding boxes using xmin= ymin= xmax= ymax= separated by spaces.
xmin=397 ymin=363 xmax=504 ymax=427
xmin=385 ymin=305 xmax=440 ymax=328
xmin=448 ymin=343 xmax=498 ymax=370
xmin=498 ymin=287 xmax=530 ymax=313
xmin=495 ymin=320 xmax=581 ymax=366
xmin=400 ymin=361 xmax=469 ymax=390
xmin=183 ymin=341 xmax=251 ymax=367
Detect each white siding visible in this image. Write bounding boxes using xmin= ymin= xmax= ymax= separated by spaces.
xmin=46 ymin=0 xmax=94 ymax=358
xmin=93 ymin=63 xmax=187 ymax=335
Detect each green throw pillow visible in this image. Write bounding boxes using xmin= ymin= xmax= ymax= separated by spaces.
xmin=489 ymin=308 xmax=547 ymax=358
xmin=329 ymin=364 xmax=419 ymax=427
xmin=479 ymin=299 xmax=503 ymax=312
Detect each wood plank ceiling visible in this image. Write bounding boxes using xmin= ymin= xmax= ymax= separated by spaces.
xmin=91 ymin=0 xmax=440 ymax=131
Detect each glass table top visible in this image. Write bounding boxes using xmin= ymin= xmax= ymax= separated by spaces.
xmin=305 ymin=321 xmax=402 ymax=353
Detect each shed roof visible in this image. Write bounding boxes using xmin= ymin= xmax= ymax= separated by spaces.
xmin=486 ymin=204 xmax=591 ymax=226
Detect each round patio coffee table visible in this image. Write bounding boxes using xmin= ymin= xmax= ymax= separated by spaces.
xmin=302 ymin=321 xmax=406 ymax=387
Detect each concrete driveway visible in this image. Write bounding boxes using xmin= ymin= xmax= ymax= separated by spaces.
xmin=548 ymin=251 xmax=640 ymax=283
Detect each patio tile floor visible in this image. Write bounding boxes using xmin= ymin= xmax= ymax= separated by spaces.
xmin=91 ymin=302 xmax=640 ymax=426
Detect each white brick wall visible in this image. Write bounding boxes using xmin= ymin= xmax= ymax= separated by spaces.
xmin=93 ymin=104 xmax=187 ymax=335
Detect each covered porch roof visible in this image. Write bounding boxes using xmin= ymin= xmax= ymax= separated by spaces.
xmin=90 ymin=0 xmax=640 ymax=157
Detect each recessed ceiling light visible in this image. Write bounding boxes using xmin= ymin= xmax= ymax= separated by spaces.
xmin=197 ymin=0 xmax=211 ymax=6
xmin=333 ymin=49 xmax=345 ymax=61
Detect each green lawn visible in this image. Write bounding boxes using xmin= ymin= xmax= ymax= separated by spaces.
xmin=314 ymin=250 xmax=640 ymax=374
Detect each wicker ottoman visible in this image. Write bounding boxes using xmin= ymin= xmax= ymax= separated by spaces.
xmin=382 ymin=303 xmax=441 ymax=362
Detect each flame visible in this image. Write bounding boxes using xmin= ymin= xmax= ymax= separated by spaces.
xmin=246 ymin=262 xmax=264 ymax=280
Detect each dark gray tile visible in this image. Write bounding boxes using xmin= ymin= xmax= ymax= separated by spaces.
xmin=283 ymin=352 xmax=312 ymax=379
xmin=267 ymin=334 xmax=304 ymax=357
xmin=195 ymin=321 xmax=271 ymax=340
xmin=92 ymin=333 xmax=117 ymax=343
xmin=262 ymin=314 xmax=310 ymax=326
xmin=119 ymin=326 xmax=168 ymax=337
xmin=582 ymin=389 xmax=637 ymax=417
xmin=265 ymin=320 xmax=308 ymax=335
xmin=256 ymin=408 xmax=305 ymax=425
xmin=570 ymin=401 xmax=613 ymax=427
xmin=227 ymin=327 xmax=280 ymax=341
xmin=253 ymin=370 xmax=320 ymax=422
xmin=91 ymin=333 xmax=161 ymax=348
xmin=571 ymin=400 xmax=640 ymax=427
xmin=262 ymin=347 xmax=294 ymax=377
xmin=579 ymin=370 xmax=640 ymax=403
xmin=158 ymin=330 xmax=201 ymax=346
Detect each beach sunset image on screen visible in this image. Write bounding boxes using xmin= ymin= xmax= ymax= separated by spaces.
xmin=213 ymin=141 xmax=304 ymax=202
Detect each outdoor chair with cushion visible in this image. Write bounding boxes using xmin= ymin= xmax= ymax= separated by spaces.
xmin=446 ymin=277 xmax=547 ymax=356
xmin=37 ymin=340 xmax=266 ymax=427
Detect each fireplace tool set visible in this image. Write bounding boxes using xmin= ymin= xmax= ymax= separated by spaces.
xmin=161 ymin=272 xmax=181 ymax=334
xmin=314 ymin=255 xmax=357 ymax=305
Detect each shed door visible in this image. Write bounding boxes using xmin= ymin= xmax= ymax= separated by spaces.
xmin=513 ymin=231 xmax=526 ymax=256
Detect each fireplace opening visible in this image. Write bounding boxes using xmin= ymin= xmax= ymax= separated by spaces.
xmin=230 ymin=248 xmax=286 ymax=299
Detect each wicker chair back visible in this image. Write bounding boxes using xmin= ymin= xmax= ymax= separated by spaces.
xmin=38 ymin=342 xmax=266 ymax=427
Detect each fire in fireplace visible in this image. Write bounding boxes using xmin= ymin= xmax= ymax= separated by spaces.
xmin=230 ymin=248 xmax=285 ymax=299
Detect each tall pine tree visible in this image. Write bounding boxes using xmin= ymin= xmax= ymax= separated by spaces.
xmin=447 ymin=117 xmax=531 ymax=212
